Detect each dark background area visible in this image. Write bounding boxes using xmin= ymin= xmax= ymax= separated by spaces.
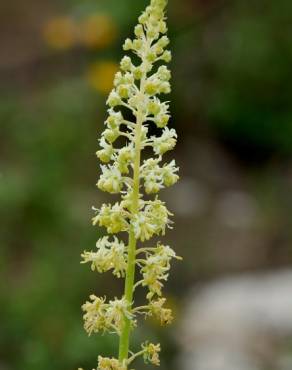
xmin=1 ymin=0 xmax=292 ymax=369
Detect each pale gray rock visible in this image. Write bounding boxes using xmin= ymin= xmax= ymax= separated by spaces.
xmin=178 ymin=270 xmax=292 ymax=370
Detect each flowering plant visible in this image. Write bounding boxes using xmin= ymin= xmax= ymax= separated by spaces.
xmin=80 ymin=1 xmax=180 ymax=369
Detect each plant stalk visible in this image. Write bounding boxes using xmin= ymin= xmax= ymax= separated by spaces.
xmin=118 ymin=97 xmax=144 ymax=363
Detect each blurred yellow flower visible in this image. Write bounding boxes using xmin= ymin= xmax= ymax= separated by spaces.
xmin=43 ymin=16 xmax=77 ymax=50
xmin=87 ymin=61 xmax=119 ymax=94
xmin=79 ymin=14 xmax=117 ymax=49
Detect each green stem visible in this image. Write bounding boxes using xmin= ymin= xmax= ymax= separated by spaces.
xmin=118 ymin=28 xmax=150 ymax=363
xmin=118 ymin=106 xmax=144 ymax=363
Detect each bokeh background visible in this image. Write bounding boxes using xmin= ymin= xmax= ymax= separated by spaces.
xmin=1 ymin=0 xmax=292 ymax=369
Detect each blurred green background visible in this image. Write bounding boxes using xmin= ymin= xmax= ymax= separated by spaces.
xmin=1 ymin=0 xmax=292 ymax=369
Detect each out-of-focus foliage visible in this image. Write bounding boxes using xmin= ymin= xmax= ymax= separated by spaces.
xmin=173 ymin=0 xmax=292 ymax=160
xmin=0 ymin=0 xmax=291 ymax=369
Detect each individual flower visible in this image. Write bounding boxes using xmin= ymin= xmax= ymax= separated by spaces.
xmin=107 ymin=90 xmax=122 ymax=107
xmin=141 ymin=158 xmax=164 ymax=194
xmin=145 ymin=199 xmax=173 ymax=236
xmin=114 ymin=71 xmax=135 ymax=88
xmin=141 ymin=243 xmax=180 ymax=298
xmin=98 ymin=356 xmax=127 ymax=370
xmin=92 ymin=203 xmax=128 ymax=234
xmin=151 ymin=127 xmax=177 ymax=155
xmin=155 ymin=243 xmax=181 ymax=267
xmin=142 ymin=342 xmax=161 ymax=366
xmin=82 ymin=295 xmax=107 ymax=335
xmin=154 ymin=113 xmax=170 ymax=128
xmin=82 ymin=295 xmax=133 ymax=336
xmin=148 ymin=298 xmax=173 ymax=325
xmin=156 ymin=65 xmax=171 ymax=81
xmin=161 ymin=160 xmax=179 ymax=187
xmin=120 ymin=190 xmax=144 ymax=212
xmin=141 ymin=254 xmax=168 ymax=298
xmin=115 ymin=145 xmax=135 ymax=174
xmin=97 ymin=165 xmax=123 ymax=194
xmin=106 ymin=297 xmax=134 ymax=335
xmin=105 ymin=109 xmax=124 ymax=129
xmin=131 ymin=212 xmax=156 ymax=242
xmin=120 ymin=56 xmax=133 ymax=72
xmin=96 ymin=137 xmax=114 ymax=163
xmin=81 ymin=236 xmax=127 ymax=277
xmin=147 ymin=97 xmax=165 ymax=116
xmin=131 ymin=200 xmax=172 ymax=241
xmin=141 ymin=158 xmax=179 ymax=194
xmin=144 ymin=68 xmax=171 ymax=96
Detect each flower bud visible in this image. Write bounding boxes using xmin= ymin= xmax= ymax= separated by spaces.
xmin=154 ymin=113 xmax=170 ymax=128
xmin=146 ymin=26 xmax=158 ymax=39
xmin=117 ymin=84 xmax=130 ymax=99
xmin=123 ymin=72 xmax=134 ymax=84
xmin=114 ymin=71 xmax=123 ymax=87
xmin=133 ymin=39 xmax=143 ymax=50
xmin=96 ymin=148 xmax=113 ymax=163
xmin=97 ymin=137 xmax=114 ymax=162
xmin=146 ymin=51 xmax=156 ymax=62
xmin=142 ymin=342 xmax=161 ymax=366
xmin=103 ymin=128 xmax=119 ymax=143
xmin=164 ymin=171 xmax=179 ymax=187
xmin=123 ymin=38 xmax=133 ymax=50
xmin=147 ymin=99 xmax=161 ymax=115
xmin=97 ymin=165 xmax=122 ymax=194
xmin=161 ymin=50 xmax=172 ymax=62
xmin=120 ymin=56 xmax=132 ymax=71
xmin=134 ymin=24 xmax=144 ymax=37
xmin=145 ymin=81 xmax=159 ymax=95
xmin=159 ymin=81 xmax=171 ymax=94
xmin=157 ymin=65 xmax=171 ymax=81
xmin=133 ymin=67 xmax=143 ymax=80
xmin=106 ymin=110 xmax=123 ymax=129
xmin=159 ymin=20 xmax=167 ymax=33
xmin=117 ymin=146 xmax=134 ymax=174
xmin=139 ymin=13 xmax=148 ymax=24
xmin=157 ymin=35 xmax=169 ymax=48
xmin=153 ymin=134 xmax=176 ymax=154
xmin=145 ymin=180 xmax=161 ymax=194
xmin=162 ymin=160 xmax=179 ymax=186
xmin=107 ymin=91 xmax=122 ymax=107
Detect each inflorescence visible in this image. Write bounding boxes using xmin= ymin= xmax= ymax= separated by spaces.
xmin=80 ymin=1 xmax=180 ymax=369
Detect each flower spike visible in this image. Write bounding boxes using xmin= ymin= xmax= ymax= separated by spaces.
xmin=80 ymin=0 xmax=180 ymax=369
